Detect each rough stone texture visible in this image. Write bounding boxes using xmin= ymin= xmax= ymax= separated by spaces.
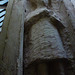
xmin=25 ymin=17 xmax=67 ymax=66
xmin=24 ymin=0 xmax=75 ymax=75
xmin=71 ymin=0 xmax=75 ymax=8
xmin=0 ymin=0 xmax=75 ymax=75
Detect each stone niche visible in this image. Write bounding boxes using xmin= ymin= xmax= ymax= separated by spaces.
xmin=23 ymin=0 xmax=75 ymax=75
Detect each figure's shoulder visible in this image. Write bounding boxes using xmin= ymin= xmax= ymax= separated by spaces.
xmin=25 ymin=7 xmax=50 ymax=22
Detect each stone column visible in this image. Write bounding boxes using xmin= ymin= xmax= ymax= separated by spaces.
xmin=0 ymin=0 xmax=24 ymax=75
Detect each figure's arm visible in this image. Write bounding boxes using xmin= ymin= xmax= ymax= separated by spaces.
xmin=49 ymin=14 xmax=65 ymax=29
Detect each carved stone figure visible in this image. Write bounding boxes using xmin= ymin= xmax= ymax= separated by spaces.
xmin=24 ymin=0 xmax=73 ymax=75
xmin=0 ymin=0 xmax=75 ymax=75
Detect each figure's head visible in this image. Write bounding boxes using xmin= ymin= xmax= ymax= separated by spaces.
xmin=29 ymin=0 xmax=49 ymax=7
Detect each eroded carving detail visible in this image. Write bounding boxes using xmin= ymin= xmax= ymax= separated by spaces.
xmin=24 ymin=0 xmax=75 ymax=75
